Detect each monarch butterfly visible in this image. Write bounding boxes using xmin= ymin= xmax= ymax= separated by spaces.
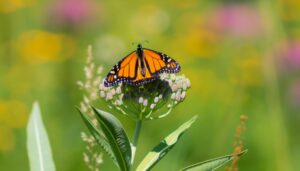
xmin=104 ymin=44 xmax=181 ymax=87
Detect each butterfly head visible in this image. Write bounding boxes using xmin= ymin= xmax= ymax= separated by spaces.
xmin=137 ymin=43 xmax=142 ymax=49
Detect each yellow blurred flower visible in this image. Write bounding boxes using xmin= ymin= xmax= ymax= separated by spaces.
xmin=0 ymin=0 xmax=35 ymax=13
xmin=0 ymin=125 xmax=15 ymax=151
xmin=0 ymin=100 xmax=27 ymax=152
xmin=278 ymin=0 xmax=300 ymax=21
xmin=177 ymin=29 xmax=218 ymax=58
xmin=167 ymin=0 xmax=198 ymax=9
xmin=16 ymin=30 xmax=76 ymax=64
xmin=0 ymin=100 xmax=28 ymax=128
xmin=173 ymin=12 xmax=220 ymax=60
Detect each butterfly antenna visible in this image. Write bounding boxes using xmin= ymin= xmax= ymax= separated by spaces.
xmin=131 ymin=42 xmax=138 ymax=46
xmin=132 ymin=40 xmax=149 ymax=47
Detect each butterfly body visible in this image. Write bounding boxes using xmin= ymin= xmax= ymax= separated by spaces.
xmin=104 ymin=44 xmax=180 ymax=87
xmin=136 ymin=44 xmax=146 ymax=77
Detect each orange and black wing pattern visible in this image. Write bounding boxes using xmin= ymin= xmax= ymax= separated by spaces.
xmin=104 ymin=51 xmax=138 ymax=87
xmin=143 ymin=48 xmax=180 ymax=75
xmin=104 ymin=47 xmax=180 ymax=87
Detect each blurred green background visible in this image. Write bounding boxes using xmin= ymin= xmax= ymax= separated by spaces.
xmin=1 ymin=0 xmax=300 ymax=170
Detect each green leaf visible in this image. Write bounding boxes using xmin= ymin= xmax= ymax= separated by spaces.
xmin=181 ymin=150 xmax=248 ymax=171
xmin=27 ymin=102 xmax=56 ymax=171
xmin=77 ymin=108 xmax=118 ymax=166
xmin=136 ymin=116 xmax=198 ymax=171
xmin=92 ymin=107 xmax=132 ymax=171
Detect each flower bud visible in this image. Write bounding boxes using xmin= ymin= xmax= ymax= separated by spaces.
xmin=181 ymin=91 xmax=186 ymax=100
xmin=154 ymin=97 xmax=159 ymax=103
xmin=186 ymin=78 xmax=191 ymax=88
xmin=138 ymin=97 xmax=144 ymax=103
xmin=116 ymin=87 xmax=122 ymax=94
xmin=106 ymin=92 xmax=113 ymax=100
xmin=143 ymin=99 xmax=148 ymax=106
xmin=171 ymin=93 xmax=176 ymax=99
xmin=150 ymin=103 xmax=155 ymax=109
xmin=182 ymin=82 xmax=187 ymax=90
xmin=100 ymin=91 xmax=105 ymax=98
xmin=175 ymin=91 xmax=181 ymax=101
xmin=158 ymin=94 xmax=163 ymax=99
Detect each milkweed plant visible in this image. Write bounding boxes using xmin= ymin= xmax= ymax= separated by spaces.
xmin=24 ymin=45 xmax=247 ymax=171
xmin=77 ymin=46 xmax=247 ymax=171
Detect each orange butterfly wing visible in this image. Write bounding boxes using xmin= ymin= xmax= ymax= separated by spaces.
xmin=143 ymin=49 xmax=180 ymax=74
xmin=104 ymin=51 xmax=138 ymax=86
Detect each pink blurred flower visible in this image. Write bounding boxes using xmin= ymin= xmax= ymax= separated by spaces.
xmin=47 ymin=0 xmax=100 ymax=29
xmin=208 ymin=4 xmax=264 ymax=38
xmin=277 ymin=40 xmax=300 ymax=72
xmin=286 ymin=44 xmax=300 ymax=65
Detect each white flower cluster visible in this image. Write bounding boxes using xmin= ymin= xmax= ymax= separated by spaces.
xmin=99 ymin=84 xmax=124 ymax=107
xmin=98 ymin=73 xmax=191 ymax=120
xmin=162 ymin=74 xmax=191 ymax=108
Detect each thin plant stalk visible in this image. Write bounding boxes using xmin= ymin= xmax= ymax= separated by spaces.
xmin=133 ymin=120 xmax=142 ymax=147
xmin=132 ymin=119 xmax=143 ymax=164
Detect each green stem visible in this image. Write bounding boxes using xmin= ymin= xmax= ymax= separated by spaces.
xmin=131 ymin=119 xmax=142 ymax=166
xmin=133 ymin=119 xmax=142 ymax=147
